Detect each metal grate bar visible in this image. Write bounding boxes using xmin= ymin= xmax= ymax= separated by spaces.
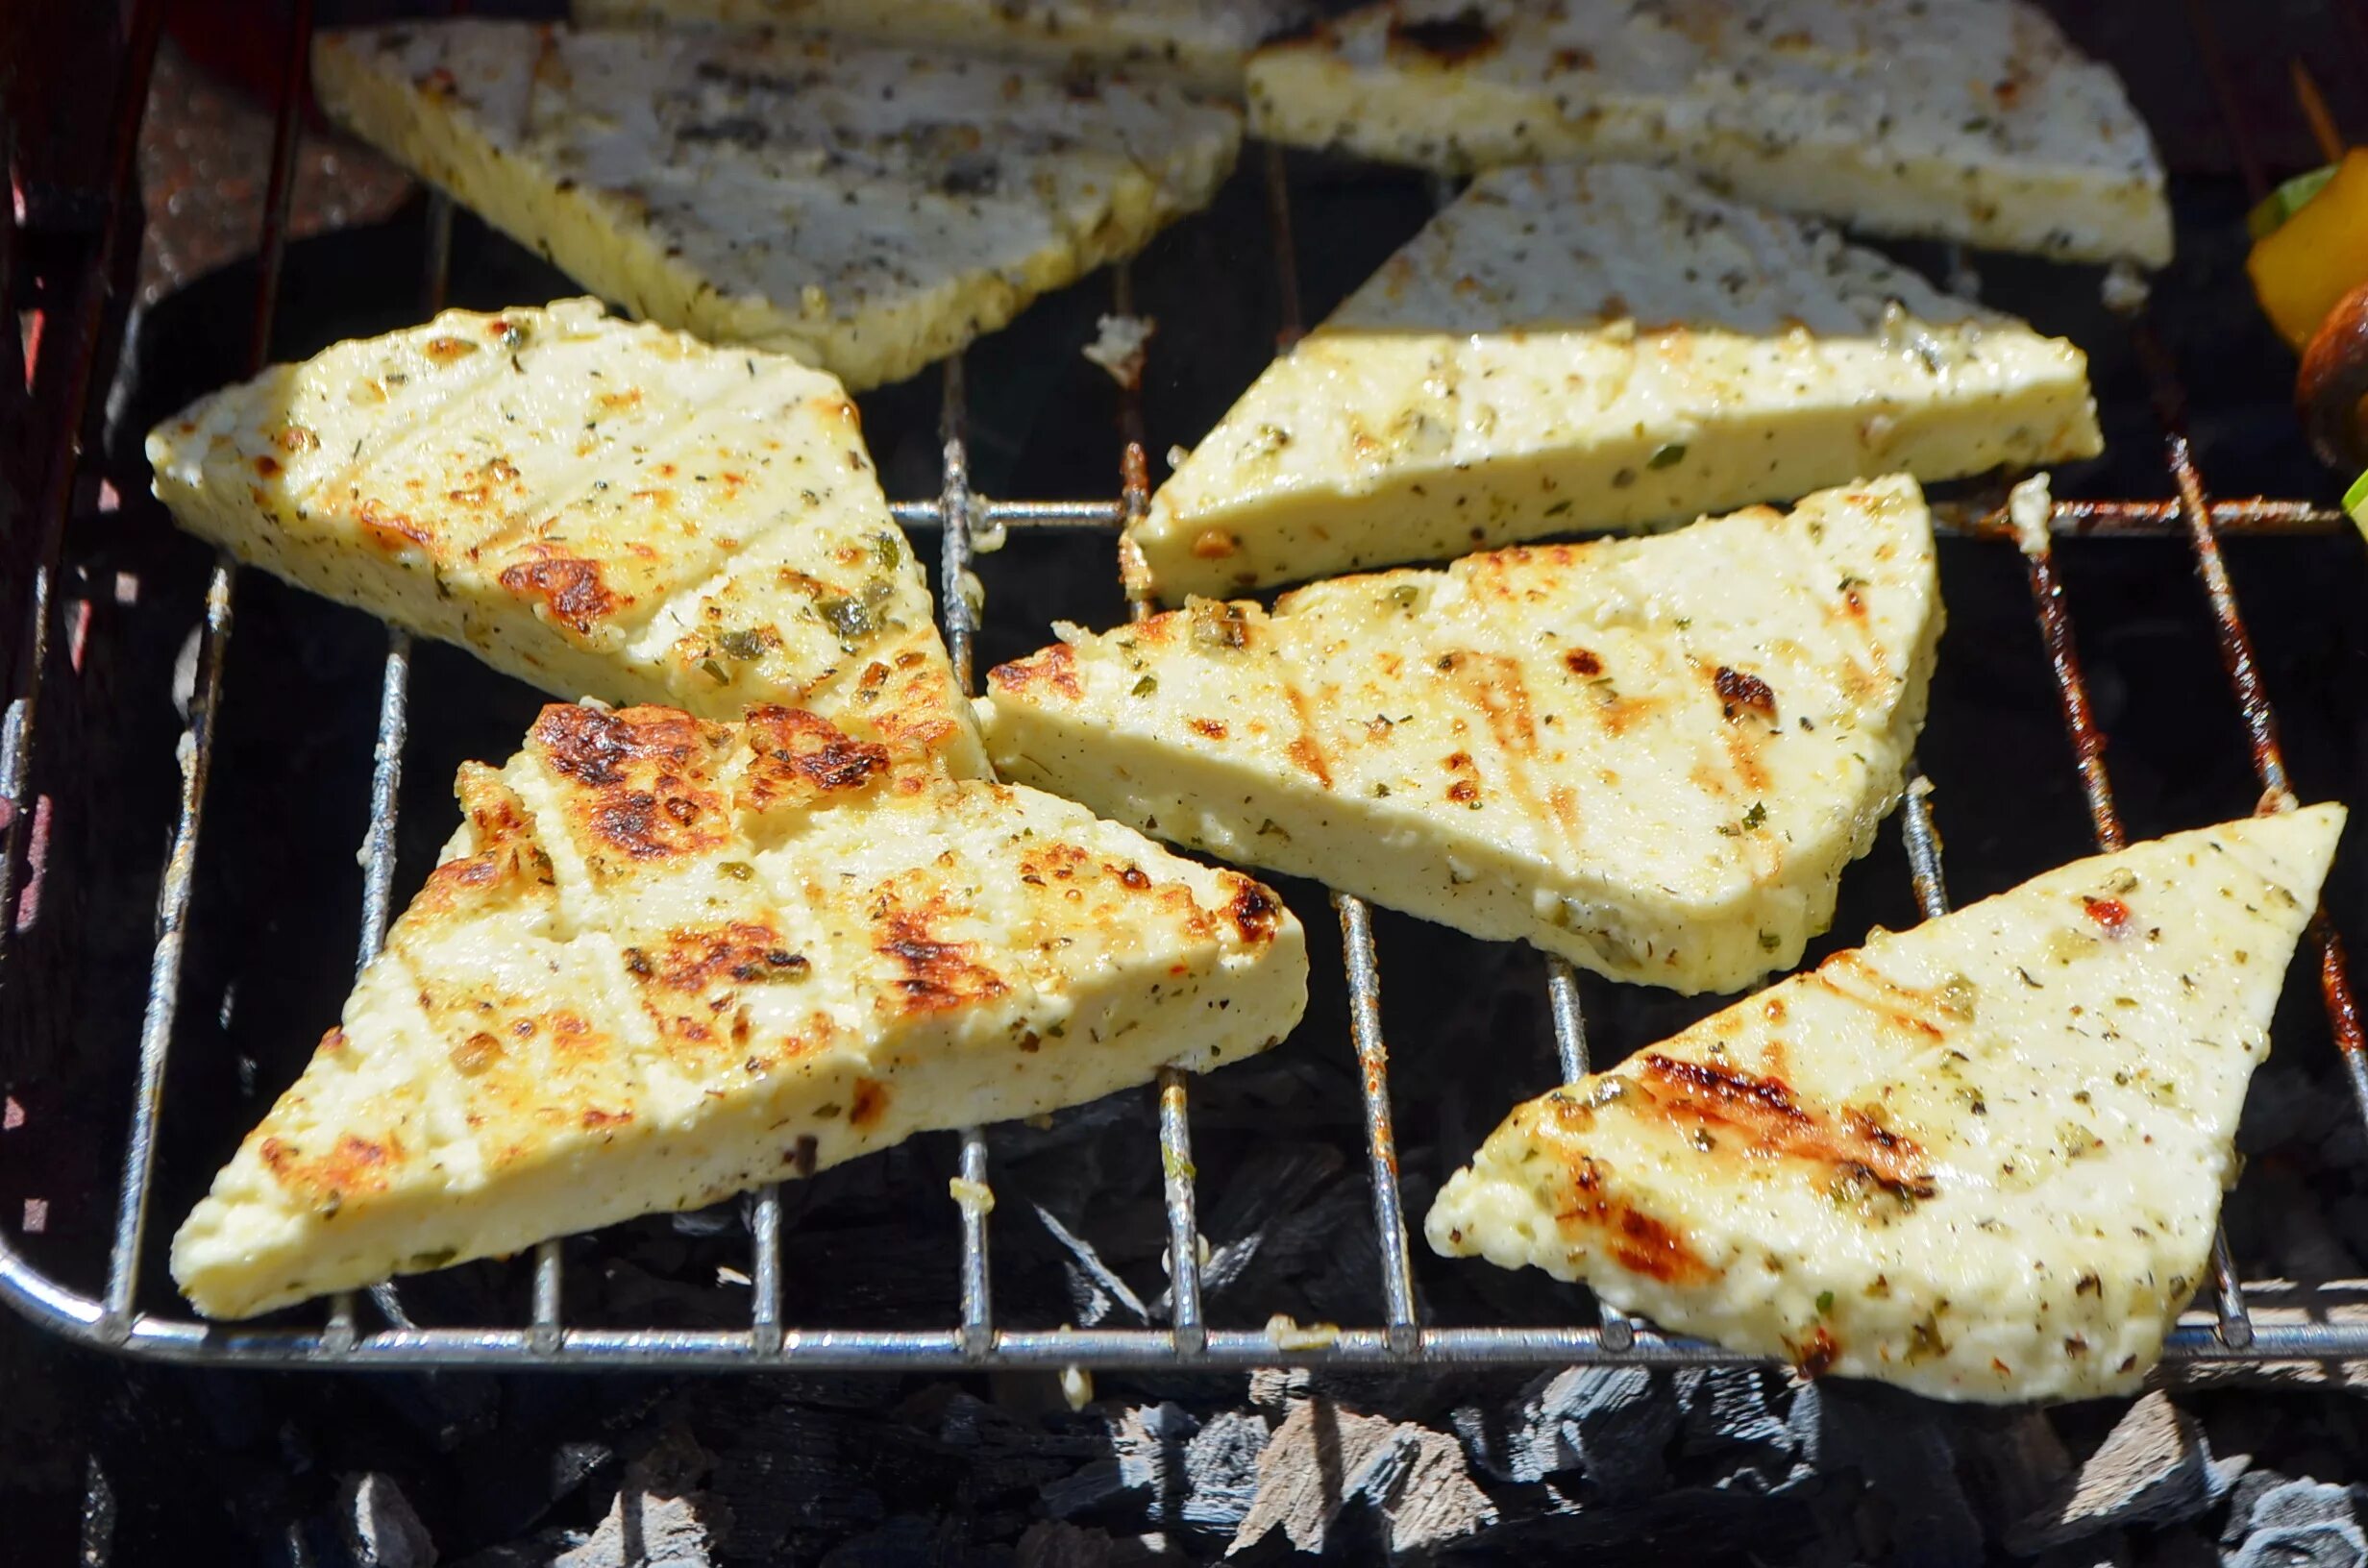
xmin=870 ymin=495 xmax=2345 ymax=539
xmin=935 ymin=355 xmax=998 ymax=1355
xmin=1109 ymin=260 xmax=1211 ymax=1348
xmin=1336 ymin=894 xmax=1421 ymax=1351
xmin=752 ymin=1184 xmax=784 ymax=1355
xmin=107 ymin=560 xmax=233 ymax=1331
xmin=530 ymin=1242 xmax=563 ymax=1353
xmin=103 ymin=0 xmax=317 ymax=1333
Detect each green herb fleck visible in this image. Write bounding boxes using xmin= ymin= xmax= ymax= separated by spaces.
xmin=1815 ymin=1290 xmax=1836 ymax=1315
xmin=1647 ymin=442 xmax=1688 ymax=470
xmin=1132 ymin=674 xmax=1158 ymax=697
xmin=818 ymin=595 xmax=875 ymax=642
xmin=871 ymin=530 xmax=902 ymax=570
xmin=717 ymin=628 xmax=765 ymax=660
xmin=1742 ymin=800 xmax=1767 ymax=830
xmin=720 ymin=861 xmax=755 ymax=881
xmin=1759 ymin=930 xmax=1782 ymax=952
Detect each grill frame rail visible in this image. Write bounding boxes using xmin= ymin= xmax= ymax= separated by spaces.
xmin=3 ymin=0 xmax=2366 ymax=1374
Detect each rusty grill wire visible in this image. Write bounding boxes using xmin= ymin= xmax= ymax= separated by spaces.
xmin=3 ymin=0 xmax=2367 ymax=1373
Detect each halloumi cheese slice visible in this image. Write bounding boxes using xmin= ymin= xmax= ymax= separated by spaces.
xmin=988 ymin=477 xmax=1939 ymax=995
xmin=1246 ymin=0 xmax=2170 ymax=265
xmin=1430 ymin=806 xmax=2346 ymax=1403
xmin=1127 ymin=163 xmax=2099 ymax=602
xmin=312 ymin=21 xmax=1243 ymax=391
xmin=171 ymin=702 xmax=1307 ymax=1319
xmin=571 ymin=0 xmax=1306 ymax=96
xmin=147 ymin=300 xmax=983 ymax=774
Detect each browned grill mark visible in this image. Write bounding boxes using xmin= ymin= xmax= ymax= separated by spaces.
xmin=1553 ymin=1154 xmax=1714 ymax=1285
xmin=1637 ymin=1054 xmax=1936 ymax=1201
xmin=987 ymin=640 xmax=1081 ymax=700
xmin=498 ymin=553 xmax=620 ymax=635
xmin=876 ymin=908 xmax=1008 ymax=1014
xmin=741 ymin=706 xmax=889 ymax=811
xmin=1281 ymin=681 xmax=1334 ymax=789
xmin=531 ymin=705 xmax=731 ymax=863
xmin=1714 ymin=665 xmax=1778 ymax=722
xmin=357 ymin=497 xmax=435 ymax=553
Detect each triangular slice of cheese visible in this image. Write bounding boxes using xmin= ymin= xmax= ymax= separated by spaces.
xmin=571 ymin=0 xmax=1307 ymax=96
xmin=1246 ymin=0 xmax=2169 ymax=265
xmin=990 ymin=476 xmax=1940 ymax=996
xmin=312 ymin=22 xmax=1243 ymax=391
xmin=1126 ymin=163 xmax=2099 ymax=601
xmin=148 ymin=300 xmax=984 ymax=774
xmin=171 ymin=703 xmax=1306 ymax=1319
xmin=1429 ymin=806 xmax=2346 ymax=1403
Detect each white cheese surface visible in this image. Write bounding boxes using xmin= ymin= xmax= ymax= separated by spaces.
xmin=1129 ymin=163 xmax=2100 ymax=601
xmin=1430 ymin=806 xmax=2346 ymax=1403
xmin=147 ymin=300 xmax=984 ymax=773
xmin=171 ymin=703 xmax=1308 ymax=1319
xmin=1246 ymin=0 xmax=2170 ymax=264
xmin=991 ymin=477 xmax=1940 ymax=995
xmin=571 ymin=0 xmax=1305 ymax=94
xmin=313 ymin=22 xmax=1243 ymax=390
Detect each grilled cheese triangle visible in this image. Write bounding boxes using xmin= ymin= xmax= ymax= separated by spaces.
xmin=170 ymin=703 xmax=1307 ymax=1320
xmin=571 ymin=0 xmax=1307 ymax=96
xmin=1128 ymin=163 xmax=2099 ymax=601
xmin=1246 ymin=0 xmax=2170 ymax=265
xmin=1429 ymin=805 xmax=2345 ymax=1402
xmin=313 ymin=21 xmax=1243 ymax=391
xmin=148 ymin=300 xmax=983 ymax=773
xmin=990 ymin=477 xmax=1940 ymax=996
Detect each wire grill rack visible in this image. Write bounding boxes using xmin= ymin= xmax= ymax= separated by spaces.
xmin=4 ymin=0 xmax=2367 ymax=1374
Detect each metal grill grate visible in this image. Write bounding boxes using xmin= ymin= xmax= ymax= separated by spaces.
xmin=4 ymin=0 xmax=2367 ymax=1374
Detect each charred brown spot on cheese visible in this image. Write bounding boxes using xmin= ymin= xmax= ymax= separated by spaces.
xmin=1563 ymin=648 xmax=1603 ymax=677
xmin=876 ymin=905 xmax=1008 ymax=1014
xmin=533 ymin=705 xmax=731 ymax=864
xmin=740 ymin=705 xmax=889 ymax=814
xmin=849 ymin=1076 xmax=891 ymax=1129
xmin=987 ymin=642 xmax=1082 ymax=700
xmin=1188 ymin=718 xmax=1229 ymax=740
xmin=253 ymin=453 xmax=282 ymax=479
xmin=357 ymin=497 xmax=435 ymax=553
xmin=580 ymin=1107 xmax=631 ymax=1130
xmin=1637 ymin=1054 xmax=1936 ymax=1202
xmin=1224 ymin=875 xmax=1284 ymax=944
xmin=270 ymin=1133 xmax=401 ymax=1207
xmin=1190 ymin=528 xmax=1239 ymax=560
xmin=1714 ymin=666 xmax=1779 ymax=723
xmin=423 ymin=334 xmax=478 ymax=364
xmin=498 ymin=553 xmax=621 ymax=636
xmin=643 ymin=921 xmax=802 ymax=999
xmin=1389 ymin=6 xmax=1500 ymax=62
xmin=451 ymin=1032 xmax=503 ymax=1074
xmin=1792 ymin=1325 xmax=1841 ymax=1379
xmin=1553 ymin=1155 xmax=1714 ymax=1285
xmin=1114 ymin=863 xmax=1151 ymax=891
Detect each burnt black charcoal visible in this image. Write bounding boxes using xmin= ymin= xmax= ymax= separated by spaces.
xmin=1045 ymin=1404 xmax=1197 ymax=1525
xmin=2009 ymin=1393 xmax=2245 ymax=1554
xmin=1229 ymin=1398 xmax=1494 ymax=1558
xmin=1454 ymin=1366 xmax=1679 ymax=1499
xmin=1034 ymin=1203 xmax=1153 ymax=1327
xmin=342 ymin=1474 xmax=438 ymax=1568
xmin=1798 ymin=1383 xmax=1983 ymax=1568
